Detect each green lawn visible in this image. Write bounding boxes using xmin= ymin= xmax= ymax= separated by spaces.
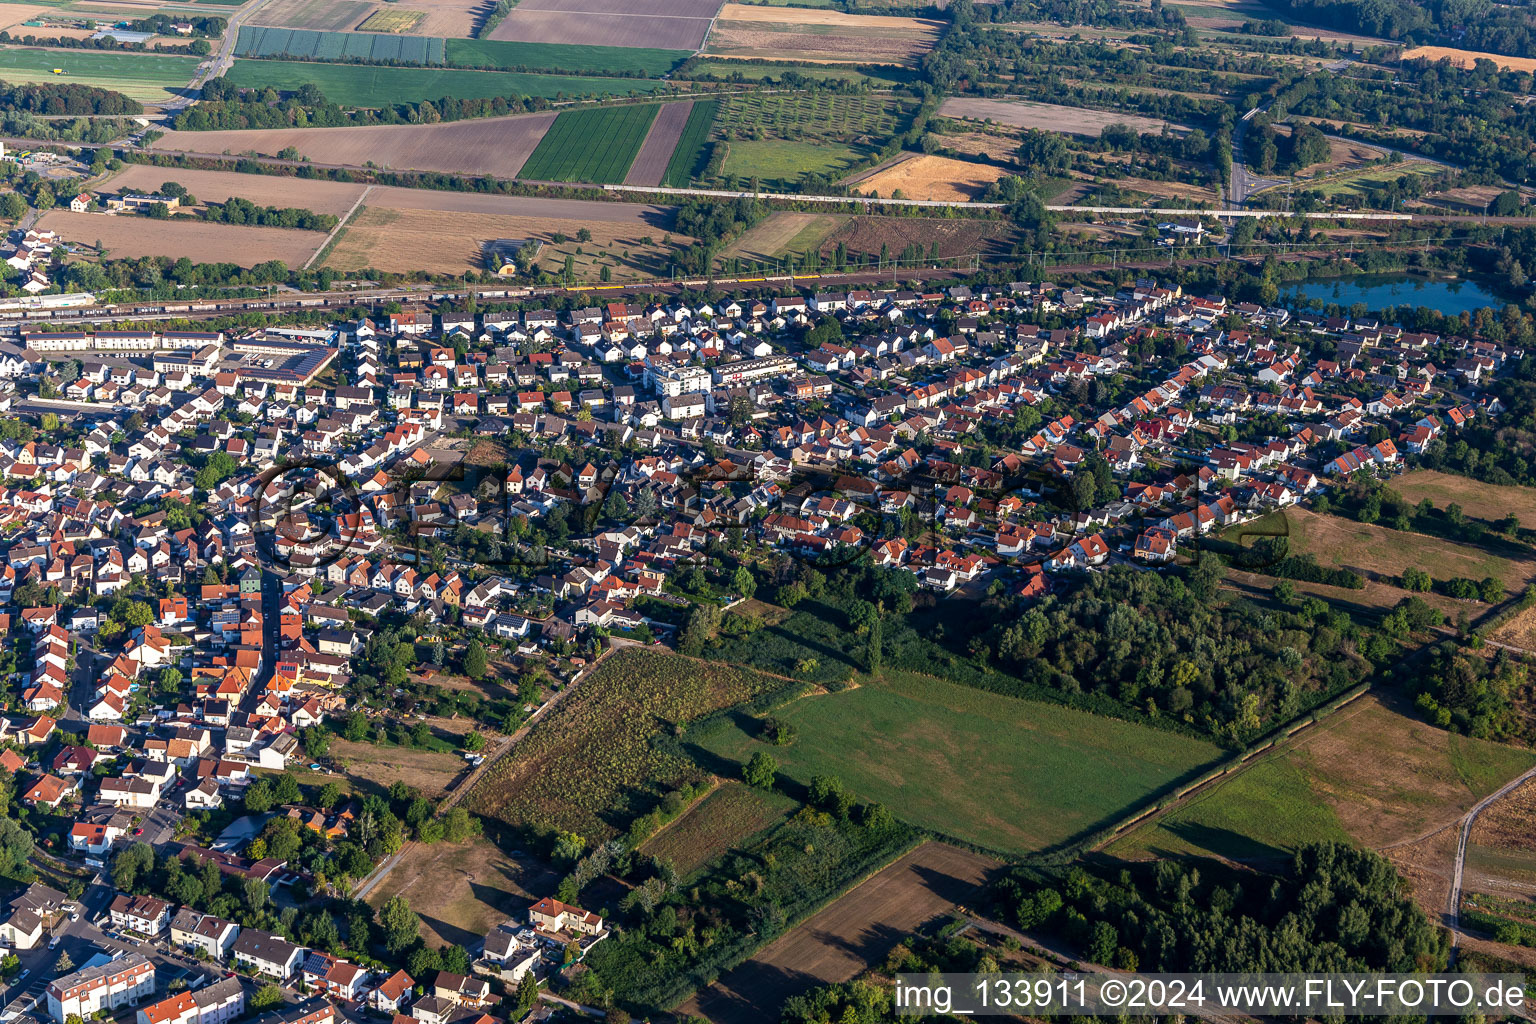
xmin=721 ymin=138 xmax=874 ymax=185
xmin=518 ymin=102 xmax=659 ymax=183
xmin=692 ymin=670 xmax=1223 ymax=857
xmin=0 ymin=46 xmax=199 ymax=102
xmin=445 ymin=38 xmax=690 ymax=77
xmin=225 ymin=58 xmax=668 ymax=106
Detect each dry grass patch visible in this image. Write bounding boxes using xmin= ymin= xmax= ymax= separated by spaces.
xmin=1394 ymin=470 xmax=1536 ymax=530
xmin=722 ymin=211 xmax=846 ymax=262
xmin=365 ymin=834 xmax=559 ymax=949
xmin=324 ymin=204 xmax=682 ymax=280
xmin=330 ymin=720 xmax=475 ymax=799
xmin=854 ymin=153 xmax=1006 ymax=202
xmin=356 ymin=7 xmax=423 ymax=31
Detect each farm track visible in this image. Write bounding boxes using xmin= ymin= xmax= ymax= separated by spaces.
xmin=1449 ymin=764 xmax=1536 ymax=963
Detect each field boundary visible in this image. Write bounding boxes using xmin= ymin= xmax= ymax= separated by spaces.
xmin=304 ymin=184 xmax=371 ymax=269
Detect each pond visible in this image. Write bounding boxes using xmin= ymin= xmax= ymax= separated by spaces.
xmin=1283 ymin=273 xmax=1510 ymax=318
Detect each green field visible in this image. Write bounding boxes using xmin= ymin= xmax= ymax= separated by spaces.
xmin=519 ymin=102 xmax=659 ymax=183
xmin=693 ymin=671 xmax=1223 ymax=857
xmin=717 ymin=90 xmax=906 ymax=140
xmin=445 ymin=38 xmax=689 ymax=77
xmin=0 ymin=46 xmax=198 ymax=102
xmin=226 ymin=59 xmax=668 ymax=106
xmin=661 ymin=98 xmax=717 ymax=187
xmin=235 ymin=26 xmax=445 ymax=64
xmin=721 ymin=138 xmax=873 ymax=185
xmin=1110 ymin=698 xmax=1536 ymax=864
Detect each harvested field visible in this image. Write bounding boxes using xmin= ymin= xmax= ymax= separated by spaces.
xmin=365 ymin=834 xmax=560 ymax=949
xmin=152 ymin=112 xmax=558 ymax=178
xmin=704 ymin=3 xmax=942 ymax=65
xmin=103 ymin=165 xmax=368 ymax=216
xmin=1470 ymin=777 xmax=1536 ymax=854
xmin=853 ymin=153 xmax=1006 ymax=201
xmin=249 ymin=0 xmax=373 ymax=31
xmin=323 ymin=193 xmax=680 ymax=280
xmin=638 ymin=781 xmax=795 ymax=877
xmin=940 ymin=96 xmax=1184 ymax=137
xmin=487 ymin=0 xmax=723 ymax=50
xmin=624 ymin=99 xmax=693 ymax=187
xmin=1401 ymin=45 xmax=1536 ymax=74
xmin=934 ymin=128 xmax=1022 ymax=163
xmin=679 ymin=843 xmax=1000 ymax=1024
xmin=38 ymin=209 xmax=322 ymax=266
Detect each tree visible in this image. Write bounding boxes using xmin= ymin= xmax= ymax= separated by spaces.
xmin=250 ymin=985 xmax=284 ymax=1012
xmin=463 ymin=731 xmax=486 ymax=752
xmin=274 ymin=773 xmax=301 ymax=804
xmin=463 ymin=640 xmax=487 ymax=679
xmin=318 ymin=781 xmax=342 ymax=809
xmin=743 ymin=750 xmax=778 ymax=789
xmin=54 ymin=950 xmax=73 ymax=973
xmin=515 ymin=972 xmax=539 ymax=1015
xmin=379 ymin=894 xmax=419 ymax=954
xmin=111 ymin=841 xmax=153 ymax=892
xmin=243 ymin=779 xmax=273 ymax=813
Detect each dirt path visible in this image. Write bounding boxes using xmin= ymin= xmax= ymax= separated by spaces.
xmin=623 ymin=100 xmax=693 ymax=188
xmin=1449 ymin=763 xmax=1536 ymax=962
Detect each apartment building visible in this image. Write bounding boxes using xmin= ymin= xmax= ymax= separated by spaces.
xmin=47 ymin=953 xmax=155 ymax=1022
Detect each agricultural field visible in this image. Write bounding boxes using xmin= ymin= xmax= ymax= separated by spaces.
xmin=224 ymin=58 xmax=667 ymax=105
xmin=1109 ymin=696 xmax=1536 ymax=864
xmin=234 ymin=26 xmax=445 ymax=63
xmin=365 ymin=833 xmax=560 ymax=949
xmin=940 ymin=96 xmax=1183 ymax=137
xmin=721 ymin=139 xmax=873 ymax=185
xmin=1400 ymin=45 xmax=1536 ymax=73
xmin=487 ymin=0 xmax=723 ymax=51
xmin=637 ymin=781 xmax=795 ymax=877
xmin=355 ymin=7 xmax=420 ymax=32
xmin=322 ymin=191 xmax=682 ymax=279
xmin=466 ymin=648 xmax=790 ymax=841
xmin=0 ymin=46 xmax=198 ymax=102
xmin=1393 ymin=470 xmax=1536 ymax=530
xmin=519 ymin=103 xmax=659 ymax=183
xmin=444 ymin=38 xmax=690 ymax=76
xmin=693 ymin=670 xmax=1223 ymax=856
xmin=102 ymin=166 xmax=369 ymax=216
xmin=853 ymin=153 xmax=1007 ymax=201
xmin=659 ymin=98 xmax=716 ymax=187
xmin=680 ymin=843 xmax=1000 ymax=1024
xmin=703 ymin=4 xmax=943 ymax=66
xmin=821 ymin=214 xmax=1014 ymax=261
xmin=624 ymin=100 xmax=694 ymax=187
xmin=248 ymin=0 xmax=374 ymax=32
xmin=153 ymin=111 xmax=558 ymax=178
xmin=38 ymin=209 xmax=324 ymax=266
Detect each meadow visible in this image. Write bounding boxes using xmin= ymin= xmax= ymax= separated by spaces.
xmin=519 ymin=102 xmax=659 ymax=183
xmin=660 ymin=97 xmax=717 ymax=187
xmin=692 ymin=670 xmax=1223 ymax=857
xmin=445 ymin=38 xmax=690 ymax=76
xmin=1110 ymin=696 xmax=1536 ymax=864
xmin=467 ymin=648 xmax=790 ymax=841
xmin=715 ymin=90 xmax=906 ymax=141
xmin=722 ymin=139 xmax=873 ymax=185
xmin=225 ymin=59 xmax=669 ymax=105
xmin=684 ymin=60 xmax=915 ymax=86
xmin=0 ymin=46 xmax=198 ymax=102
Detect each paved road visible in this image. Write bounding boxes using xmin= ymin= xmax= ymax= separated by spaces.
xmin=170 ymin=0 xmax=280 ymax=109
xmin=1447 ymin=763 xmax=1536 ymax=963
